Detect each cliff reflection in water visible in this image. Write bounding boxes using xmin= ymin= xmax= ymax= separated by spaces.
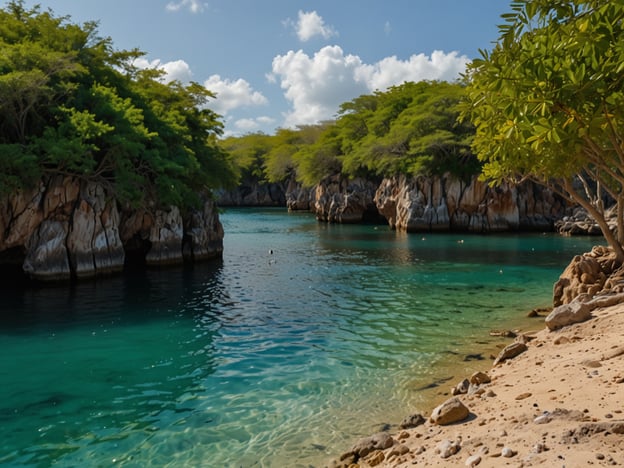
xmin=0 ymin=262 xmax=231 ymax=466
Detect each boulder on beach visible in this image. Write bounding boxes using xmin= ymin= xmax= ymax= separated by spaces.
xmin=545 ymin=301 xmax=592 ymax=330
xmin=493 ymin=341 xmax=528 ymax=366
xmin=430 ymin=397 xmax=470 ymax=425
xmin=340 ymin=432 xmax=394 ymax=462
xmin=399 ymin=413 xmax=426 ymax=429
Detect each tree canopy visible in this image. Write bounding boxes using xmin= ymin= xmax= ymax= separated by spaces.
xmin=461 ymin=0 xmax=624 ymax=260
xmin=0 ymin=0 xmax=235 ymax=208
xmin=221 ymin=80 xmax=478 ymax=188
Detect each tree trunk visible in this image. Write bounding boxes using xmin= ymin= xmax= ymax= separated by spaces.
xmin=618 ymin=194 xmax=624 ymax=246
xmin=564 ymin=179 xmax=624 ymax=263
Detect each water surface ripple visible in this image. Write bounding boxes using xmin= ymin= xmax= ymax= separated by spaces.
xmin=0 ymin=208 xmax=597 ymax=467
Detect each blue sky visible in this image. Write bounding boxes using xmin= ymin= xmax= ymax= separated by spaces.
xmin=20 ymin=0 xmax=511 ymax=136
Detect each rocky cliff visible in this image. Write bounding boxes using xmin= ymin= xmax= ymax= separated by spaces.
xmin=216 ymin=179 xmax=287 ymax=206
xmin=217 ymin=172 xmax=569 ymax=231
xmin=374 ymin=174 xmax=566 ymax=232
xmin=313 ymin=175 xmax=385 ymax=223
xmin=0 ymin=176 xmax=223 ymax=281
xmin=216 ymin=175 xmax=318 ymax=211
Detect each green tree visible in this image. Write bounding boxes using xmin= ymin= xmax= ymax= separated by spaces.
xmin=461 ymin=0 xmax=624 ymax=260
xmin=220 ymin=132 xmax=273 ymax=183
xmin=0 ymin=0 xmax=235 ymax=208
xmin=221 ymin=82 xmax=478 ymax=190
xmin=339 ymin=81 xmax=477 ymax=180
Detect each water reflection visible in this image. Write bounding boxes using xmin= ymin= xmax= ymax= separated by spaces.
xmin=0 ymin=262 xmax=230 ymax=466
xmin=0 ymin=208 xmax=600 ymax=467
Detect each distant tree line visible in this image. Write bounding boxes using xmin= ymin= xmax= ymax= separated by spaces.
xmin=0 ymin=0 xmax=236 ymax=209
xmin=220 ymin=81 xmax=479 ymax=188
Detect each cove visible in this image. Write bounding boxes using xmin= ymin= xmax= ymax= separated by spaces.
xmin=0 ymin=208 xmax=597 ymax=467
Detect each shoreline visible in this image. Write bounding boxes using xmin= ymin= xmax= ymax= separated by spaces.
xmin=331 ymin=301 xmax=624 ymax=467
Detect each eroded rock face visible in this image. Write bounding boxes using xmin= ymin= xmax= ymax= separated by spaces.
xmin=314 ymin=175 xmax=383 ymax=223
xmin=553 ymin=246 xmax=623 ymax=306
xmin=23 ymin=220 xmax=71 ymax=281
xmin=0 ymin=177 xmax=224 ymax=280
xmin=183 ymin=198 xmax=224 ymax=261
xmin=67 ymin=183 xmax=125 ymax=277
xmin=556 ymin=206 xmax=615 ymax=236
xmin=286 ymin=177 xmax=316 ymax=211
xmin=374 ymin=174 xmax=566 ymax=232
xmin=216 ymin=180 xmax=287 ymax=206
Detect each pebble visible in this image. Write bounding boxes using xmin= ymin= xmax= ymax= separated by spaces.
xmin=367 ymin=450 xmax=385 ymax=466
xmin=470 ymin=371 xmax=491 ymax=385
xmin=534 ymin=411 xmax=552 ymax=424
xmin=581 ymin=359 xmax=602 ymax=368
xmin=436 ymin=439 xmax=460 ymax=459
xmin=465 ymin=454 xmax=481 ymax=466
xmin=501 ymin=447 xmax=515 ymax=458
xmin=388 ymin=444 xmax=410 ymax=458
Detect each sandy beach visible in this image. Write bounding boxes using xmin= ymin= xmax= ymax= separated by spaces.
xmin=334 ymin=301 xmax=624 ymax=467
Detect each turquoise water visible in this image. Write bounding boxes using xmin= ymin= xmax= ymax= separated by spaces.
xmin=0 ymin=208 xmax=597 ymax=467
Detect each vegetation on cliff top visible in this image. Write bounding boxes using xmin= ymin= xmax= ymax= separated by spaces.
xmin=221 ymin=80 xmax=479 ymax=188
xmin=461 ymin=0 xmax=624 ymax=260
xmin=0 ymin=0 xmax=236 ymax=208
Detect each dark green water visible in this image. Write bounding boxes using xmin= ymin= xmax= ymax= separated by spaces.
xmin=0 ymin=208 xmax=597 ymax=467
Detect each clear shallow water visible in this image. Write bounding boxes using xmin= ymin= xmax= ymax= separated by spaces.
xmin=0 ymin=208 xmax=597 ymax=467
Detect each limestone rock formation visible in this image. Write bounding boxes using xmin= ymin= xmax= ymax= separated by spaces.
xmin=553 ymin=246 xmax=624 ymax=306
xmin=23 ymin=220 xmax=71 ymax=281
xmin=285 ymin=177 xmax=316 ymax=211
xmin=374 ymin=174 xmax=566 ymax=232
xmin=556 ymin=206 xmax=616 ymax=236
xmin=314 ymin=175 xmax=383 ymax=223
xmin=183 ymin=199 xmax=224 ymax=261
xmin=0 ymin=176 xmax=223 ymax=280
xmin=216 ymin=180 xmax=286 ymax=206
xmin=67 ymin=183 xmax=125 ymax=277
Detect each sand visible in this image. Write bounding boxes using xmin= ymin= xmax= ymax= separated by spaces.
xmin=340 ymin=302 xmax=624 ymax=467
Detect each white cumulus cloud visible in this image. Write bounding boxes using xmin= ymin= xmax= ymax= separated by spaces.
xmin=271 ymin=46 xmax=368 ymax=127
xmin=234 ymin=116 xmax=276 ymax=132
xmin=203 ymin=75 xmax=268 ymax=115
xmin=355 ymin=50 xmax=469 ymax=91
xmin=271 ymin=46 xmax=469 ymax=128
xmin=132 ymin=57 xmax=193 ymax=83
xmin=289 ymin=10 xmax=338 ymax=42
xmin=166 ymin=0 xmax=204 ymax=13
